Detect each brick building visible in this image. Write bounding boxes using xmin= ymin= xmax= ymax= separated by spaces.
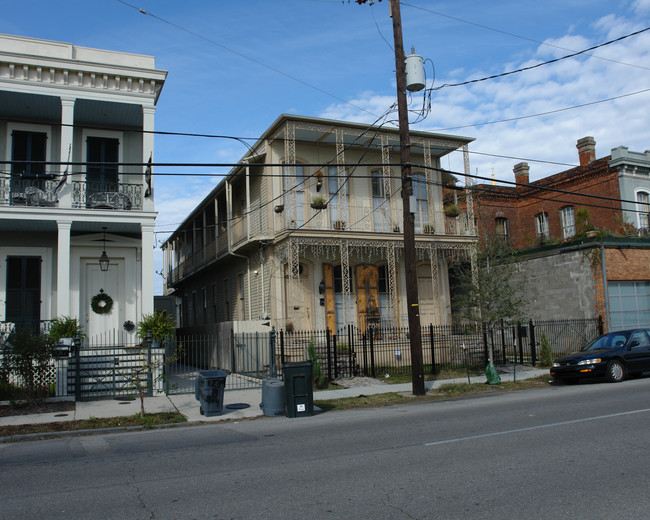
xmin=467 ymin=137 xmax=650 ymax=249
xmin=459 ymin=137 xmax=650 ymax=332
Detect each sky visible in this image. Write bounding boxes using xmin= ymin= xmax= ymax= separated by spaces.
xmin=2 ymin=0 xmax=650 ymax=294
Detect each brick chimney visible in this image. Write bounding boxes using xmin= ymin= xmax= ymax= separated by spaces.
xmin=577 ymin=136 xmax=596 ymax=166
xmin=513 ymin=162 xmax=529 ymax=186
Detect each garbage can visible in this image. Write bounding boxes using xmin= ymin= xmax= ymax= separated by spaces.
xmin=282 ymin=361 xmax=313 ymax=418
xmin=195 ymin=369 xmax=227 ymax=417
xmin=260 ymin=378 xmax=285 ymax=417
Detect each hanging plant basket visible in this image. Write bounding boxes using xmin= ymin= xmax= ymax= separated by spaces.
xmin=91 ymin=289 xmax=114 ymax=315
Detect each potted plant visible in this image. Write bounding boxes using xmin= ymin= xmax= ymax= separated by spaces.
xmin=444 ymin=204 xmax=459 ymax=217
xmin=422 ymin=224 xmax=434 ymax=234
xmin=311 ymin=196 xmax=327 ymax=210
xmin=136 ymin=311 xmax=175 ymax=347
xmin=48 ymin=316 xmax=85 ymax=356
xmin=333 ymin=220 xmax=346 ymax=231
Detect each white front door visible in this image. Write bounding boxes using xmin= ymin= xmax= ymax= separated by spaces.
xmin=82 ymin=260 xmax=122 ymax=342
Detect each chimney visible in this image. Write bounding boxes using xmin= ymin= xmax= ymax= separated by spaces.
xmin=577 ymin=136 xmax=596 ymax=166
xmin=513 ymin=162 xmax=529 ymax=186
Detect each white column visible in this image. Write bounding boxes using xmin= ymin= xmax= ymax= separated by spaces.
xmin=141 ymin=223 xmax=155 ymax=316
xmin=56 ymin=220 xmax=72 ymax=317
xmin=142 ymin=106 xmax=156 ymax=212
xmin=58 ymin=98 xmax=75 ymax=208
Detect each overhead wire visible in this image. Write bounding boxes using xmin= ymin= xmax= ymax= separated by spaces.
xmin=114 ymin=0 xmax=382 ymax=119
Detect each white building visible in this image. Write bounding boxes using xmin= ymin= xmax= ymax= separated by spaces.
xmin=162 ymin=114 xmax=477 ymax=334
xmin=0 ymin=34 xmax=166 ymax=340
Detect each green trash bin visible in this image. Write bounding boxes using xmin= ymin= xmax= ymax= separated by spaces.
xmin=282 ymin=361 xmax=313 ymax=418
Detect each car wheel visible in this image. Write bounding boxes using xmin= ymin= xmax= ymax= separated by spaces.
xmin=606 ymin=360 xmax=626 ymax=383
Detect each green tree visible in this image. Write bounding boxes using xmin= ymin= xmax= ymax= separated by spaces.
xmin=539 ymin=331 xmax=553 ymax=367
xmin=451 ymin=235 xmax=527 ymax=326
xmin=1 ymin=331 xmax=54 ymax=398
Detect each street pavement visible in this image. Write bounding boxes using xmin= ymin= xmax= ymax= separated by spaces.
xmin=0 ymin=366 xmax=548 ymax=431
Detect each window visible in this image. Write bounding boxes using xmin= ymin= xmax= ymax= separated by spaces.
xmin=238 ymin=273 xmax=245 ymax=320
xmin=371 ymin=169 xmax=390 ymax=232
xmin=5 ymin=256 xmax=41 ymax=333
xmin=637 ymin=191 xmax=650 ymax=230
xmin=535 ymin=212 xmax=549 ymax=240
xmin=87 ymin=137 xmax=119 ymax=194
xmin=560 ymin=206 xmax=575 ymax=238
xmin=329 ymin=165 xmax=348 ymax=229
xmin=11 ymin=131 xmax=47 ymax=178
xmin=495 ymin=217 xmax=509 ymax=241
xmin=282 ymin=164 xmax=304 ymax=227
xmin=412 ymin=172 xmax=429 ymax=233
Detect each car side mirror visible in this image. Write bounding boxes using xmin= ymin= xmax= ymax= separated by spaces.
xmin=629 ymin=340 xmax=640 ymax=349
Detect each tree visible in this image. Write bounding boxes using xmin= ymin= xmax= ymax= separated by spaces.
xmin=450 ymin=234 xmax=527 ymax=326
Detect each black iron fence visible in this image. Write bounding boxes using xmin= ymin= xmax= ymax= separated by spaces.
xmin=277 ymin=317 xmax=604 ymax=379
xmin=1 ymin=317 xmax=603 ymax=399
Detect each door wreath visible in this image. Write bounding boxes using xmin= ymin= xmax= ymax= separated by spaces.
xmin=91 ymin=289 xmax=114 ymax=314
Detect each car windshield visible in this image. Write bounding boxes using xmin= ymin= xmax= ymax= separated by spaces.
xmin=581 ymin=331 xmax=632 ymax=351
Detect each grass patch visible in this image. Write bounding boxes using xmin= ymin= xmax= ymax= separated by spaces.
xmin=0 ymin=411 xmax=186 ymax=439
xmin=315 ymin=375 xmax=550 ymax=412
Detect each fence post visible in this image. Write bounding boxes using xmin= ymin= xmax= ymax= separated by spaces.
xmin=429 ymin=324 xmax=436 ymax=375
xmin=347 ymin=324 xmax=354 ymax=377
xmin=230 ymin=329 xmax=236 ymax=373
xmin=146 ymin=333 xmax=153 ymax=397
xmin=369 ymin=330 xmax=376 ymax=379
xmin=517 ymin=323 xmax=524 ymax=364
xmin=500 ymin=320 xmax=507 ymax=363
xmin=529 ymin=320 xmax=537 ymax=367
xmin=597 ymin=315 xmax=604 ymax=336
xmin=326 ymin=329 xmax=332 ymax=381
xmin=279 ymin=329 xmax=285 ymax=369
xmin=74 ymin=331 xmax=81 ymax=402
xmin=362 ymin=332 xmax=368 ymax=377
xmin=333 ymin=333 xmax=338 ymax=379
xmin=482 ymin=322 xmax=489 ymax=365
xmin=270 ymin=327 xmax=277 ymax=378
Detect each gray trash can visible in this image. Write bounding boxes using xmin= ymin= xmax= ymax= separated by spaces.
xmin=282 ymin=361 xmax=313 ymax=418
xmin=196 ymin=369 xmax=227 ymax=417
xmin=260 ymin=378 xmax=285 ymax=417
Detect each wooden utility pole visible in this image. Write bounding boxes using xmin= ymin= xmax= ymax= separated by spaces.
xmin=357 ymin=0 xmax=425 ymax=395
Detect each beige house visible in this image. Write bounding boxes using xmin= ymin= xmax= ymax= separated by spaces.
xmin=162 ymin=115 xmax=476 ymax=334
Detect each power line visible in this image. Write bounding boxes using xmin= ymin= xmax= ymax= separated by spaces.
xmin=428 ymin=25 xmax=650 ymax=92
xmin=115 ymin=0 xmax=381 ymax=119
xmin=401 ymin=2 xmax=650 ymax=72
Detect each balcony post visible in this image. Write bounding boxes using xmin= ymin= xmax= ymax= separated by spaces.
xmin=57 ymin=98 xmax=75 ymax=208
xmin=142 ymin=106 xmax=156 ymax=212
xmin=141 ymin=223 xmax=155 ymax=316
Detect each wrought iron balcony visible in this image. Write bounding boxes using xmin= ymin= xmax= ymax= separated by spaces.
xmin=0 ymin=177 xmax=58 ymax=207
xmin=72 ymin=181 xmax=143 ymax=210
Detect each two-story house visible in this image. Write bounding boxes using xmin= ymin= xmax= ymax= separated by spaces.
xmin=162 ymin=114 xmax=476 ymax=334
xmin=0 ymin=34 xmax=166 ymax=340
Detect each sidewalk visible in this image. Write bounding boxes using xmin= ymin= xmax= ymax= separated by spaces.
xmin=0 ymin=366 xmax=549 ymax=429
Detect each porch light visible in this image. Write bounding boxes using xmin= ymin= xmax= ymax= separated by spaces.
xmin=99 ymin=227 xmax=110 ymax=272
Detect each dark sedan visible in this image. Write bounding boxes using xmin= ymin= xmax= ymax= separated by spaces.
xmin=550 ymin=328 xmax=650 ymax=383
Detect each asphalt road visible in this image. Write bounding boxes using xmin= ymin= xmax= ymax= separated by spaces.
xmin=2 ymin=378 xmax=650 ymax=519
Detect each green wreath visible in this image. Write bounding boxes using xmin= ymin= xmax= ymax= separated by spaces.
xmin=91 ymin=290 xmax=114 ymax=315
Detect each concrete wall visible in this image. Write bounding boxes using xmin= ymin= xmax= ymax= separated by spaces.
xmin=511 ymin=250 xmax=597 ymax=319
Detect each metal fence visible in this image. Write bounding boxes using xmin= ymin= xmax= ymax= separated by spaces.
xmin=0 ymin=317 xmax=603 ymax=399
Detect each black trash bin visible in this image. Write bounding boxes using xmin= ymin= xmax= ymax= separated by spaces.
xmin=282 ymin=361 xmax=313 ymax=418
xmin=195 ymin=369 xmax=227 ymax=417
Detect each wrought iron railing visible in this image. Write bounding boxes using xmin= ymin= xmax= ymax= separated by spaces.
xmin=72 ymin=181 xmax=143 ymax=210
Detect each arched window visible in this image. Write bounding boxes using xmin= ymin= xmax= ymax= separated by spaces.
xmin=636 ymin=190 xmax=650 ymax=230
xmin=535 ymin=212 xmax=549 ymax=240
xmin=559 ymin=206 xmax=575 ymax=238
xmin=495 ymin=217 xmax=509 ymax=241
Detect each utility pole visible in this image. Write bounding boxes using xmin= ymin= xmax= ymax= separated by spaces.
xmin=357 ymin=0 xmax=425 ymax=395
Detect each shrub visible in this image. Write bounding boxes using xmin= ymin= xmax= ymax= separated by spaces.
xmin=539 ymin=332 xmax=553 ymax=367
xmin=2 ymin=331 xmax=54 ymax=399
xmin=48 ymin=316 xmax=85 ymax=342
xmin=307 ymin=338 xmax=326 ymax=387
xmin=137 ymin=312 xmax=175 ymax=343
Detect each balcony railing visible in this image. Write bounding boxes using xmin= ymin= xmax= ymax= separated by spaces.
xmin=72 ymin=181 xmax=143 ymax=210
xmin=0 ymin=176 xmax=144 ymax=211
xmin=0 ymin=177 xmax=58 ymax=207
xmin=167 ymin=200 xmax=474 ymax=285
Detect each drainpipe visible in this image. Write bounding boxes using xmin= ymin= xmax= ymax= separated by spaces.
xmin=601 ymin=241 xmax=611 ymax=332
